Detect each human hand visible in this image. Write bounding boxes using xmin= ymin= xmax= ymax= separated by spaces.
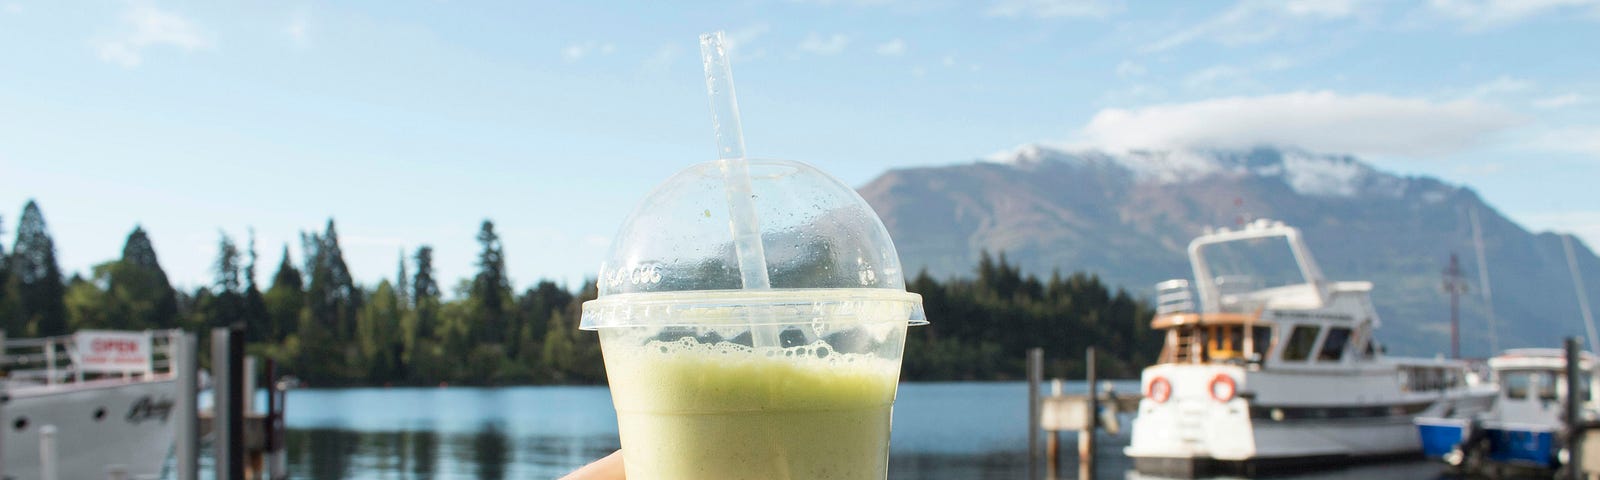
xmin=560 ymin=450 xmax=625 ymax=480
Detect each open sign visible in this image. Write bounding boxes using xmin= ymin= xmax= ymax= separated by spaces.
xmin=74 ymin=330 xmax=152 ymax=373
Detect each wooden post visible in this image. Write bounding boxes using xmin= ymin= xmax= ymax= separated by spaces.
xmin=214 ymin=326 xmax=246 ymax=480
xmin=1047 ymin=379 xmax=1062 ymax=479
xmin=1028 ymin=348 xmax=1043 ymax=480
xmin=176 ymin=332 xmax=199 ymax=480
xmin=1081 ymin=347 xmax=1098 ymax=480
xmin=1567 ymin=337 xmax=1583 ymax=480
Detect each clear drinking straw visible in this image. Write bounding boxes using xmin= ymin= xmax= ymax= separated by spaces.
xmin=700 ymin=31 xmax=779 ymax=347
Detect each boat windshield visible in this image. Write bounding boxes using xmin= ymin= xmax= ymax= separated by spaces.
xmin=1196 ymin=235 xmax=1307 ymax=297
xmin=1501 ymin=369 xmax=1589 ymax=401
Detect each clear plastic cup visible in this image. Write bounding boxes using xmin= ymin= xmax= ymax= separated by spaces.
xmin=581 ymin=159 xmax=925 ymax=480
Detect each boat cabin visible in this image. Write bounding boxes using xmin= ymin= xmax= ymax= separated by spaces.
xmin=1151 ymin=220 xmax=1379 ymax=367
xmin=1488 ymin=348 xmax=1599 ymax=424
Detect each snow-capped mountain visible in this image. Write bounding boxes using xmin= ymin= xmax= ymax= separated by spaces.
xmin=860 ymin=145 xmax=1600 ymax=357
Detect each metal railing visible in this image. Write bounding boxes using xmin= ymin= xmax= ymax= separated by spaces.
xmin=1 ymin=329 xmax=181 ymax=387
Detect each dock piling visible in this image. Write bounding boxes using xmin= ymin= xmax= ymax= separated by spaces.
xmin=39 ymin=424 xmax=57 ymax=480
xmin=213 ymin=326 xmax=246 ymax=480
xmin=1081 ymin=347 xmax=1098 ymax=480
xmin=176 ymin=332 xmax=199 ymax=480
xmin=1567 ymin=337 xmax=1583 ymax=480
xmin=1028 ymin=348 xmax=1044 ymax=480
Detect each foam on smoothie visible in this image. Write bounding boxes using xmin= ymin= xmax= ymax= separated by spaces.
xmin=602 ymin=335 xmax=903 ymax=480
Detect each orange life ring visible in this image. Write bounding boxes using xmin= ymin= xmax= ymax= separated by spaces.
xmin=1147 ymin=376 xmax=1172 ymax=403
xmin=1209 ymin=374 xmax=1237 ymax=402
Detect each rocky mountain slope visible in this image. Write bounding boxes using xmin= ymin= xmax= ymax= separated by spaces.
xmin=859 ymin=146 xmax=1600 ymax=357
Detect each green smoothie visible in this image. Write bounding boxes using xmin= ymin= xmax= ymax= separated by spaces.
xmin=601 ymin=334 xmax=903 ymax=480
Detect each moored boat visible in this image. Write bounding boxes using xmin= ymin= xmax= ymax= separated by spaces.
xmin=1 ymin=329 xmax=182 ymax=480
xmin=1124 ymin=219 xmax=1497 ymax=477
xmin=1416 ymin=348 xmax=1598 ymax=474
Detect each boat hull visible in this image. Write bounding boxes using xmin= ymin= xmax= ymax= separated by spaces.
xmin=2 ymin=377 xmax=179 ymax=480
xmin=1126 ymin=364 xmax=1496 ymax=478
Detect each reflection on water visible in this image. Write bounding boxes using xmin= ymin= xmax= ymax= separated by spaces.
xmin=260 ymin=383 xmax=1448 ymax=480
xmin=285 ymin=428 xmax=615 ymax=479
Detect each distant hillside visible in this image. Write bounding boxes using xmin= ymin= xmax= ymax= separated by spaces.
xmin=859 ymin=146 xmax=1600 ymax=357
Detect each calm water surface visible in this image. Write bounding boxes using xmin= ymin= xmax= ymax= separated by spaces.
xmin=250 ymin=382 xmax=1449 ymax=480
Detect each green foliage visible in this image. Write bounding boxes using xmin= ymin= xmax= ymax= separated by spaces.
xmin=902 ymin=254 xmax=1161 ymax=380
xmin=264 ymin=246 xmax=304 ymax=341
xmin=10 ymin=200 xmax=67 ymax=336
xmin=18 ymin=202 xmax=1157 ymax=386
xmin=110 ymin=227 xmax=181 ymax=330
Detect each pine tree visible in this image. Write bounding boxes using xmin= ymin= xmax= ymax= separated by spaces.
xmin=471 ymin=220 xmax=511 ymax=344
xmin=242 ymin=229 xmax=270 ymax=341
xmin=11 ymin=200 xmax=67 ymax=336
xmin=396 ymin=248 xmax=411 ymax=309
xmin=357 ymin=280 xmax=402 ymax=381
xmin=412 ymin=246 xmax=439 ymax=338
xmin=264 ymin=246 xmax=304 ymax=340
xmin=208 ymin=232 xmax=244 ymax=329
xmin=303 ymin=220 xmax=360 ymax=340
xmin=106 ymin=226 xmax=180 ymax=329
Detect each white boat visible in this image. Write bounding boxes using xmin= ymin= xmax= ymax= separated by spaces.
xmin=1124 ymin=219 xmax=1498 ymax=477
xmin=1 ymin=329 xmax=181 ymax=480
xmin=1416 ymin=348 xmax=1599 ymax=473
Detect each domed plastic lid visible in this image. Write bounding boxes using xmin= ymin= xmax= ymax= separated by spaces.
xmin=580 ymin=159 xmax=925 ymax=329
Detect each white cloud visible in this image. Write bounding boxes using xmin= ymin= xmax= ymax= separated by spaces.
xmin=1534 ymin=125 xmax=1600 ymax=158
xmin=1115 ymin=60 xmax=1145 ymax=78
xmin=1284 ymin=0 xmax=1361 ymax=18
xmin=95 ymin=5 xmax=214 ymax=68
xmin=645 ymin=43 xmax=682 ymax=69
xmin=987 ymin=0 xmax=1123 ymax=19
xmin=562 ymin=41 xmax=615 ymax=61
xmin=1075 ymin=91 xmax=1523 ymax=156
xmin=3 ymin=3 xmax=22 ymax=14
xmin=1534 ymin=93 xmax=1588 ymax=109
xmin=285 ymin=11 xmax=310 ymax=48
xmin=1465 ymin=75 xmax=1532 ymax=98
xmin=875 ymin=38 xmax=906 ymax=56
xmin=1429 ymin=0 xmax=1600 ymax=30
xmin=798 ymin=32 xmax=851 ymax=55
xmin=1143 ymin=0 xmax=1365 ymax=52
xmin=722 ymin=24 xmax=771 ymax=61
xmin=1183 ymin=65 xmax=1248 ymax=90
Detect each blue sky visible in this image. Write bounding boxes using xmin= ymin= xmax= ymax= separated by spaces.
xmin=2 ymin=0 xmax=1597 ymax=293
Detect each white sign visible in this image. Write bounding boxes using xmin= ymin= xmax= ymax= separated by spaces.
xmin=74 ymin=330 xmax=151 ymax=373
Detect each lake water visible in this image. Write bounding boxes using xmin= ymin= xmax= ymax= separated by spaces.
xmin=245 ymin=382 xmax=1448 ymax=479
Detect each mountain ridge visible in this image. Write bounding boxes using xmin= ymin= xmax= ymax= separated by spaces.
xmin=859 ymin=145 xmax=1600 ymax=357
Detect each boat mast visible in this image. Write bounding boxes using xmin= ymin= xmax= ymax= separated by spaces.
xmin=1562 ymin=233 xmax=1598 ymax=351
xmin=1470 ymin=208 xmax=1499 ymax=353
xmin=1443 ymin=254 xmax=1467 ymax=359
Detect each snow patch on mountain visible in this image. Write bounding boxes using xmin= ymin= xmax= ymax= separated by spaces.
xmin=986 ymin=144 xmax=1411 ymax=198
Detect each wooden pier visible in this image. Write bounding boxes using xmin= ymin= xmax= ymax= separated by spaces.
xmin=1028 ymin=347 xmax=1142 ymax=480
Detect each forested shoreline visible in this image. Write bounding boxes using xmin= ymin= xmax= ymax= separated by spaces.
xmin=0 ymin=199 xmax=1159 ymax=386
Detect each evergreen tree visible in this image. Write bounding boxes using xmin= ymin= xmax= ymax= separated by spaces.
xmin=241 ymin=229 xmax=270 ymax=341
xmin=411 ymin=246 xmax=439 ymax=338
xmin=105 ymin=226 xmax=180 ymax=329
xmin=357 ymin=280 xmax=403 ymax=380
xmin=208 ymin=232 xmax=244 ymax=329
xmin=471 ymin=220 xmax=511 ymax=344
xmin=303 ymin=220 xmax=360 ymax=339
xmin=11 ymin=200 xmax=67 ymax=336
xmin=264 ymin=246 xmax=304 ymax=340
xmin=396 ymin=248 xmax=411 ymax=309
xmin=297 ymin=220 xmax=363 ymax=383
